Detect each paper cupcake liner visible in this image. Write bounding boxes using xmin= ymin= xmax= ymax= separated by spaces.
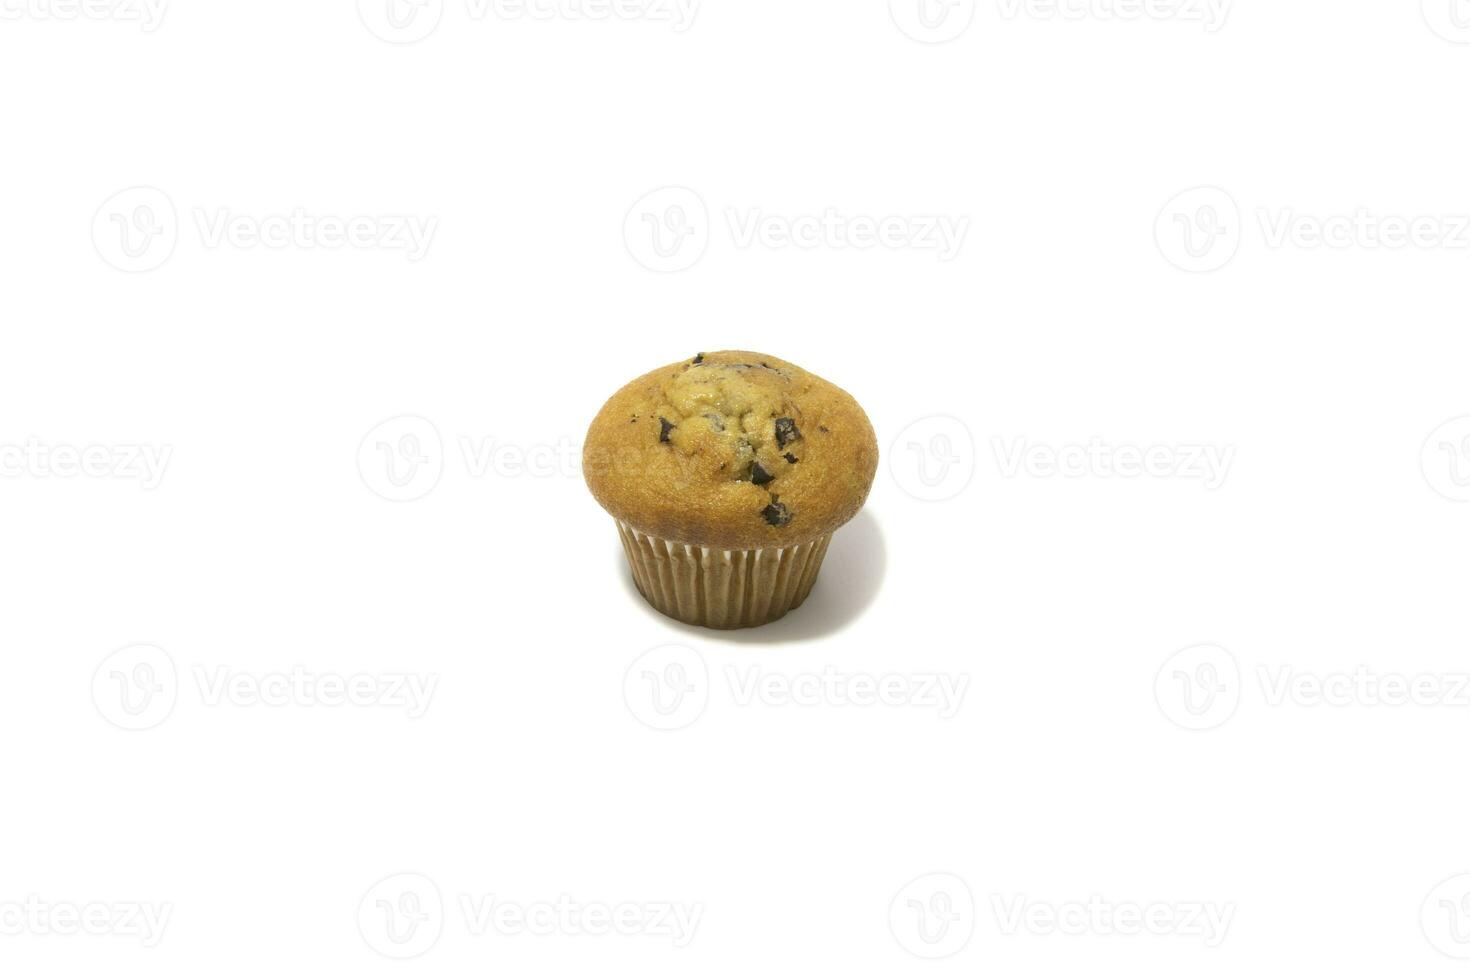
xmin=615 ymin=521 xmax=833 ymax=629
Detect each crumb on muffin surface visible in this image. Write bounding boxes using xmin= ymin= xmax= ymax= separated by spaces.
xmin=583 ymin=351 xmax=878 ymax=550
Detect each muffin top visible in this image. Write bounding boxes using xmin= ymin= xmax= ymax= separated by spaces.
xmin=583 ymin=351 xmax=878 ymax=550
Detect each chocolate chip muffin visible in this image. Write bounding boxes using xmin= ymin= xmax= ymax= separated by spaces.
xmin=584 ymin=351 xmax=877 ymax=628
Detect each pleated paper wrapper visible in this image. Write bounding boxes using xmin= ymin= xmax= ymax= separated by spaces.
xmin=615 ymin=520 xmax=832 ymax=629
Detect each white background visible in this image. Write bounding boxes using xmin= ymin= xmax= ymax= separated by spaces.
xmin=4 ymin=0 xmax=1470 ymax=976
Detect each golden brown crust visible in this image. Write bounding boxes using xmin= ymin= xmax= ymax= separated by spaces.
xmin=583 ymin=351 xmax=878 ymax=550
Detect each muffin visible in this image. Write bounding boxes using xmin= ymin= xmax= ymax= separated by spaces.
xmin=583 ymin=351 xmax=877 ymax=629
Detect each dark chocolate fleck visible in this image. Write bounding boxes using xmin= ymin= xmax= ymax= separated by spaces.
xmin=783 ymin=453 xmax=799 ymax=464
xmin=774 ymin=417 xmax=802 ymax=449
xmin=659 ymin=417 xmax=675 ymax=443
xmin=762 ymin=500 xmax=792 ymax=526
xmin=750 ymin=461 xmax=774 ymax=485
xmin=818 ymin=425 xmax=830 ymax=433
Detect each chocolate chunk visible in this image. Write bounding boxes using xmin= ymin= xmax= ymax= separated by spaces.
xmin=774 ymin=417 xmax=802 ymax=449
xmin=750 ymin=461 xmax=774 ymax=485
xmin=761 ymin=500 xmax=792 ymax=526
xmin=783 ymin=453 xmax=798 ymax=464
xmin=692 ymin=353 xmax=704 ymax=364
xmin=659 ymin=417 xmax=675 ymax=443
